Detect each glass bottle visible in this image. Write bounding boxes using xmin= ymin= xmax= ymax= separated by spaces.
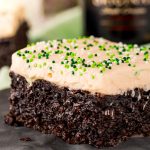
xmin=82 ymin=0 xmax=150 ymax=44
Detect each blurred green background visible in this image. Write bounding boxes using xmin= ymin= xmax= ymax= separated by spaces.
xmin=30 ymin=6 xmax=83 ymax=42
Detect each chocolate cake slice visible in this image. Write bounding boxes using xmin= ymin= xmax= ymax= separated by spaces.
xmin=5 ymin=37 xmax=150 ymax=148
xmin=0 ymin=1 xmax=29 ymax=68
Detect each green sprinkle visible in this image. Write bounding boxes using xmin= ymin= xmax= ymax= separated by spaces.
xmin=91 ymin=75 xmax=95 ymax=79
xmin=80 ymin=73 xmax=83 ymax=76
xmin=99 ymin=45 xmax=105 ymax=51
xmin=83 ymin=68 xmax=87 ymax=72
xmin=45 ymin=53 xmax=49 ymax=59
xmin=100 ymin=67 xmax=106 ymax=73
xmin=64 ymin=56 xmax=68 ymax=60
xmin=49 ymin=43 xmax=53 ymax=48
xmin=26 ymin=59 xmax=29 ymax=63
xmin=52 ymin=60 xmax=56 ymax=63
xmin=118 ymin=52 xmax=123 ymax=55
xmin=127 ymin=44 xmax=134 ymax=51
xmin=122 ymin=48 xmax=126 ymax=52
xmin=74 ymin=46 xmax=78 ymax=49
xmin=32 ymin=55 xmax=35 ymax=59
xmin=87 ymin=44 xmax=93 ymax=47
xmin=66 ymin=60 xmax=69 ymax=64
xmin=25 ymin=50 xmax=29 ymax=53
xmin=140 ymin=46 xmax=147 ymax=51
xmin=91 ymin=61 xmax=97 ymax=68
xmin=144 ymin=51 xmax=148 ymax=55
xmin=64 ymin=46 xmax=70 ymax=51
xmin=29 ymin=51 xmax=32 ymax=54
xmin=49 ymin=66 xmax=52 ymax=70
xmin=88 ymin=53 xmax=94 ymax=59
xmin=22 ymin=56 xmax=26 ymax=60
xmin=71 ymin=52 xmax=76 ymax=57
xmin=143 ymin=51 xmax=149 ymax=61
xmin=38 ymin=54 xmax=42 ymax=59
xmin=74 ymin=68 xmax=78 ymax=71
xmin=45 ymin=46 xmax=49 ymax=51
xmin=66 ymin=52 xmax=70 ymax=56
xmin=29 ymin=58 xmax=33 ymax=62
xmin=17 ymin=51 xmax=21 ymax=56
xmin=65 ymin=64 xmax=69 ymax=69
xmin=55 ymin=50 xmax=63 ymax=54
xmin=67 ymin=39 xmax=74 ymax=43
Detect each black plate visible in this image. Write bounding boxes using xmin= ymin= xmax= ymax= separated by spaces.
xmin=0 ymin=90 xmax=150 ymax=150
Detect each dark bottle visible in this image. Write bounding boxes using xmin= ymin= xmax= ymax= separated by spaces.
xmin=82 ymin=0 xmax=150 ymax=44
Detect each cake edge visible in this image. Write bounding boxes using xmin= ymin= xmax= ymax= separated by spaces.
xmin=5 ymin=71 xmax=150 ymax=148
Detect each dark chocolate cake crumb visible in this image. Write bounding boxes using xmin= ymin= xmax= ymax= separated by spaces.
xmin=20 ymin=137 xmax=32 ymax=142
xmin=5 ymin=72 xmax=150 ymax=148
xmin=4 ymin=114 xmax=14 ymax=125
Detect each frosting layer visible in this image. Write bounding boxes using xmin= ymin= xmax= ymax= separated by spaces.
xmin=0 ymin=0 xmax=25 ymax=38
xmin=10 ymin=37 xmax=150 ymax=95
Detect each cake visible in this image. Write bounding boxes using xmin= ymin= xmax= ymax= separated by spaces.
xmin=5 ymin=36 xmax=150 ymax=148
xmin=0 ymin=0 xmax=29 ymax=68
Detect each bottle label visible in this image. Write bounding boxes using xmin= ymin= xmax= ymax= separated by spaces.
xmin=85 ymin=0 xmax=150 ymax=44
xmin=92 ymin=0 xmax=150 ymax=15
xmin=92 ymin=0 xmax=150 ymax=7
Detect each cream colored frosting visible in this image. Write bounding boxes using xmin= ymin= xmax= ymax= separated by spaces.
xmin=10 ymin=37 xmax=150 ymax=95
xmin=0 ymin=0 xmax=25 ymax=38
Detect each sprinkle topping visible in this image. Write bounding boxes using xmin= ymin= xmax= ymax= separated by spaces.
xmin=16 ymin=37 xmax=150 ymax=79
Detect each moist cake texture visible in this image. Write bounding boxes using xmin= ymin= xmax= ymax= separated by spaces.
xmin=0 ymin=0 xmax=28 ymax=67
xmin=5 ymin=37 xmax=150 ymax=148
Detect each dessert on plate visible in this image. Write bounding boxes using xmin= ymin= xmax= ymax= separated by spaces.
xmin=0 ymin=0 xmax=29 ymax=68
xmin=5 ymin=36 xmax=150 ymax=148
